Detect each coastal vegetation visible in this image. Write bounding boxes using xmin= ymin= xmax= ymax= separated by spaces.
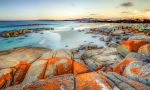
xmin=78 ymin=18 xmax=150 ymax=23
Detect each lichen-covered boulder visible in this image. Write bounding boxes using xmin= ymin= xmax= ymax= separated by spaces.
xmin=73 ymin=61 xmax=88 ymax=75
xmin=138 ymin=44 xmax=150 ymax=58
xmin=44 ymin=57 xmax=73 ymax=78
xmin=117 ymin=39 xmax=147 ymax=57
xmin=11 ymin=61 xmax=30 ymax=85
xmin=123 ymin=60 xmax=150 ymax=86
xmin=22 ymin=60 xmax=48 ymax=84
xmin=113 ymin=52 xmax=148 ymax=75
xmin=6 ymin=74 xmax=74 ymax=90
xmin=0 ymin=61 xmax=30 ymax=89
xmin=76 ymin=72 xmax=112 ymax=90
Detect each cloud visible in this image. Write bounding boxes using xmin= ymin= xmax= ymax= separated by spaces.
xmin=120 ymin=2 xmax=133 ymax=7
xmin=144 ymin=8 xmax=150 ymax=11
xmin=90 ymin=14 xmax=96 ymax=15
xmin=121 ymin=10 xmax=129 ymax=13
xmin=121 ymin=10 xmax=140 ymax=14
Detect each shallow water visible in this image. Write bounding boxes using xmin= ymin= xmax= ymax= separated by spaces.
xmin=0 ymin=21 xmax=136 ymax=50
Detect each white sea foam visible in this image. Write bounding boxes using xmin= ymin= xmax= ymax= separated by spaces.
xmin=39 ymin=31 xmax=61 ymax=50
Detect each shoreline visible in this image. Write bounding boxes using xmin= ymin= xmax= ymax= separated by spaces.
xmin=0 ymin=24 xmax=150 ymax=89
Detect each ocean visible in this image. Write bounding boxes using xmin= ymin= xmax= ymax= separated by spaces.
xmin=0 ymin=21 xmax=133 ymax=50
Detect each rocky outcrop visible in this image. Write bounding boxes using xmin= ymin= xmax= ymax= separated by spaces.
xmin=0 ymin=29 xmax=28 ymax=37
xmin=6 ymin=74 xmax=75 ymax=90
xmin=117 ymin=39 xmax=147 ymax=57
xmin=0 ymin=28 xmax=55 ymax=37
xmin=0 ymin=46 xmax=150 ymax=89
xmin=6 ymin=71 xmax=150 ymax=90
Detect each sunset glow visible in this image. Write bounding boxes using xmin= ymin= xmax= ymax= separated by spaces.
xmin=0 ymin=0 xmax=150 ymax=20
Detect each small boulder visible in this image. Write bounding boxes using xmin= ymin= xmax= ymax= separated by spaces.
xmin=99 ymin=37 xmax=104 ymax=41
xmin=112 ymin=30 xmax=124 ymax=35
xmin=117 ymin=39 xmax=147 ymax=57
xmin=44 ymin=57 xmax=73 ymax=78
xmin=138 ymin=44 xmax=150 ymax=58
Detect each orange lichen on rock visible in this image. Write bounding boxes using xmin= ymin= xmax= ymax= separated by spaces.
xmin=11 ymin=61 xmax=31 ymax=85
xmin=73 ymin=61 xmax=88 ymax=75
xmin=38 ymin=58 xmax=49 ymax=60
xmin=120 ymin=40 xmax=146 ymax=52
xmin=0 ymin=69 xmax=12 ymax=89
xmin=75 ymin=72 xmax=112 ymax=90
xmin=105 ymin=67 xmax=113 ymax=72
xmin=57 ymin=57 xmax=73 ymax=75
xmin=48 ymin=57 xmax=61 ymax=64
xmin=95 ymin=64 xmax=104 ymax=71
xmin=113 ymin=58 xmax=137 ymax=75
xmin=37 ymin=60 xmax=48 ymax=79
xmin=6 ymin=74 xmax=74 ymax=90
xmin=138 ymin=44 xmax=150 ymax=58
xmin=129 ymin=67 xmax=140 ymax=75
xmin=44 ymin=57 xmax=73 ymax=78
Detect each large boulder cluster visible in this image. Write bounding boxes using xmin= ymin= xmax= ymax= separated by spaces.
xmin=0 ymin=42 xmax=150 ymax=89
xmin=88 ymin=25 xmax=150 ymax=49
xmin=0 ymin=25 xmax=150 ymax=89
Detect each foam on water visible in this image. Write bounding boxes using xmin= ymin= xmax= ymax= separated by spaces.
xmin=39 ymin=31 xmax=61 ymax=50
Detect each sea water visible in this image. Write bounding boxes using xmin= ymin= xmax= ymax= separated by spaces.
xmin=0 ymin=21 xmax=132 ymax=50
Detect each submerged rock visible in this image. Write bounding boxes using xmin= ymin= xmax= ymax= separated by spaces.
xmin=99 ymin=37 xmax=104 ymax=41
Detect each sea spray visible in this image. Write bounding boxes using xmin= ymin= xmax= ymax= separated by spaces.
xmin=39 ymin=31 xmax=61 ymax=50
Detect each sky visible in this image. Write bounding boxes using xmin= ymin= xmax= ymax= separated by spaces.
xmin=0 ymin=0 xmax=150 ymax=20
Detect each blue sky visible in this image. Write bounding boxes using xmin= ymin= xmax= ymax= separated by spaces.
xmin=0 ymin=0 xmax=150 ymax=20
